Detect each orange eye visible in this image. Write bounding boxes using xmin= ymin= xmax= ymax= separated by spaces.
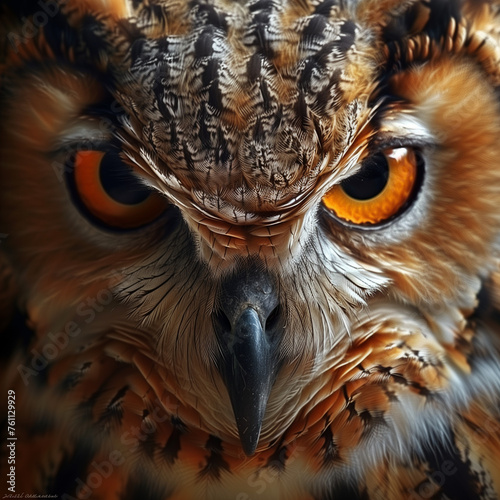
xmin=72 ymin=150 xmax=168 ymax=229
xmin=322 ymin=147 xmax=422 ymax=226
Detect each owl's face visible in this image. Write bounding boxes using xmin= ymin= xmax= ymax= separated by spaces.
xmin=2 ymin=0 xmax=500 ymax=462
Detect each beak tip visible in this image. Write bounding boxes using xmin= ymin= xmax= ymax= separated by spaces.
xmin=228 ymin=387 xmax=268 ymax=456
xmin=242 ymin=440 xmax=258 ymax=457
xmin=236 ymin=419 xmax=262 ymax=456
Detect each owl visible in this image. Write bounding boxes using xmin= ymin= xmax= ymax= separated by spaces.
xmin=2 ymin=0 xmax=500 ymax=498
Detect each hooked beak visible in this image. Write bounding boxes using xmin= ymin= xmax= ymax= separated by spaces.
xmin=214 ymin=266 xmax=282 ymax=456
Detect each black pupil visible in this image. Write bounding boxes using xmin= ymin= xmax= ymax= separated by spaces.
xmin=341 ymin=153 xmax=389 ymax=200
xmin=99 ymin=152 xmax=151 ymax=205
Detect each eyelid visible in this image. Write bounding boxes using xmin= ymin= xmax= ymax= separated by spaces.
xmin=370 ymin=136 xmax=433 ymax=154
xmin=373 ymin=112 xmax=435 ymax=150
xmin=50 ymin=120 xmax=115 ymax=157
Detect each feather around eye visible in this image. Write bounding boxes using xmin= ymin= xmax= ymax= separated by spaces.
xmin=71 ymin=150 xmax=169 ymax=229
xmin=323 ymin=147 xmax=423 ymax=226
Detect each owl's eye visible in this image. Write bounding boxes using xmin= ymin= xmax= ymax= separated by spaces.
xmin=70 ymin=150 xmax=168 ymax=229
xmin=322 ymin=147 xmax=423 ymax=226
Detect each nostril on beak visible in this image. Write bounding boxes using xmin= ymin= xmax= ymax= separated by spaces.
xmin=213 ymin=308 xmax=232 ymax=335
xmin=265 ymin=304 xmax=280 ymax=334
xmin=214 ymin=303 xmax=281 ymax=337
